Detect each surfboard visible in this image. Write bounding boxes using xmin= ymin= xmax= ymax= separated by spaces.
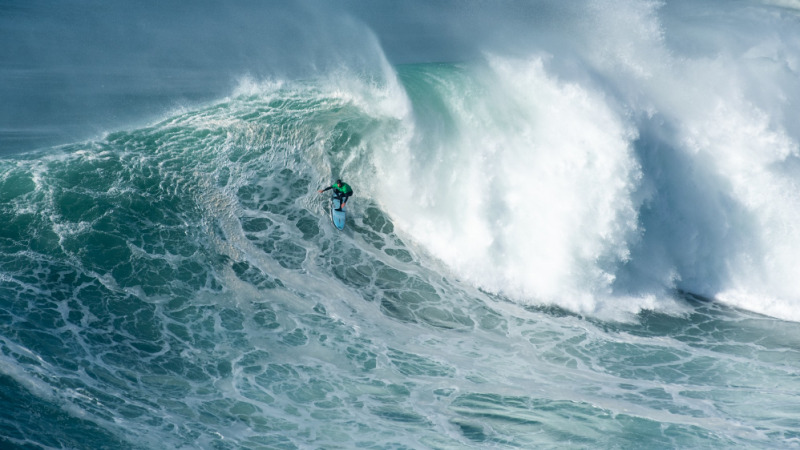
xmin=331 ymin=196 xmax=346 ymax=230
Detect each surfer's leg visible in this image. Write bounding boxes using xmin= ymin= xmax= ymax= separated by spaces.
xmin=334 ymin=192 xmax=344 ymax=211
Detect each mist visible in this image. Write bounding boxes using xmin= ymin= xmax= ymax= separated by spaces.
xmin=3 ymin=0 xmax=799 ymax=157
xmin=0 ymin=0 xmax=647 ymax=154
xmin=0 ymin=0 xmax=390 ymax=154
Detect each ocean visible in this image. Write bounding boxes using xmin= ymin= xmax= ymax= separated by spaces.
xmin=2 ymin=1 xmax=800 ymax=448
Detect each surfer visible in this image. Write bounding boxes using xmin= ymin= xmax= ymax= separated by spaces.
xmin=318 ymin=179 xmax=354 ymax=211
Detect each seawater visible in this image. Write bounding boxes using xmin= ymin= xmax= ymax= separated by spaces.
xmin=3 ymin=1 xmax=800 ymax=449
xmin=1 ymin=65 xmax=799 ymax=449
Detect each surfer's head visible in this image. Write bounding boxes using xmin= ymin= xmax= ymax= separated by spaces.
xmin=336 ymin=179 xmax=342 ymax=186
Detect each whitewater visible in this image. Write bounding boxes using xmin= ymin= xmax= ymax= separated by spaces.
xmin=2 ymin=0 xmax=800 ymax=448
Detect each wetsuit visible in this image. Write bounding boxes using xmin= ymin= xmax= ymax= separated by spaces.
xmin=321 ymin=182 xmax=354 ymax=210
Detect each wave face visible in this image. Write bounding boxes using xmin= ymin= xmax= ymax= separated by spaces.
xmin=2 ymin=0 xmax=800 ymax=448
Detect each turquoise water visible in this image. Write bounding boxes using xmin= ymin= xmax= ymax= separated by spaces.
xmin=2 ymin=67 xmax=800 ymax=448
xmin=3 ymin=1 xmax=800 ymax=448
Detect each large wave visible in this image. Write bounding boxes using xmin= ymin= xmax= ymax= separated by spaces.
xmin=360 ymin=1 xmax=800 ymax=321
xmin=3 ymin=2 xmax=800 ymax=447
xmin=5 ymin=0 xmax=800 ymax=321
xmin=375 ymin=50 xmax=800 ymax=320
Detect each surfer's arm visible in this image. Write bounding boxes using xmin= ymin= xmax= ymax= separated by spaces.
xmin=318 ymin=186 xmax=332 ymax=193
